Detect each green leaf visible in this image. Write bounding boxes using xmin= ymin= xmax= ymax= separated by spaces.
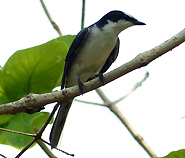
xmin=2 ymin=39 xmax=67 ymax=102
xmin=155 ymin=149 xmax=185 ymax=158
xmin=56 ymin=35 xmax=75 ymax=48
xmin=0 ymin=114 xmax=11 ymax=124
xmin=0 ymin=69 xmax=9 ymax=104
xmin=32 ymin=112 xmax=53 ymax=130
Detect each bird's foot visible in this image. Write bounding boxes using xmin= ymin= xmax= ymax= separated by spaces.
xmin=95 ymin=73 xmax=105 ymax=84
xmin=77 ymin=76 xmax=85 ymax=94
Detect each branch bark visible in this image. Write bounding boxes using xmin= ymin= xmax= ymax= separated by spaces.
xmin=0 ymin=28 xmax=185 ymax=115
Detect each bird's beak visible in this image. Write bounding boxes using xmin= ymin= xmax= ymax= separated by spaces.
xmin=133 ymin=20 xmax=146 ymax=25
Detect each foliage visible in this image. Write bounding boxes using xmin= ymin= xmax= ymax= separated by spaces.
xmin=0 ymin=35 xmax=75 ymax=149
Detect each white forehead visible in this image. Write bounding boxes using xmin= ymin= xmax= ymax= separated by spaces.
xmin=124 ymin=12 xmax=134 ymax=18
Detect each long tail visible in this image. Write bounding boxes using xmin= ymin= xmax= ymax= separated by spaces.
xmin=50 ymin=100 xmax=73 ymax=148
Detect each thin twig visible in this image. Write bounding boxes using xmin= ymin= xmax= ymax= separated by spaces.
xmin=15 ymin=103 xmax=60 ymax=158
xmin=41 ymin=138 xmax=74 ymax=157
xmin=74 ymin=99 xmax=105 ymax=106
xmin=0 ymin=127 xmax=35 ymax=137
xmin=0 ymin=153 xmax=7 ymax=158
xmin=81 ymin=0 xmax=86 ymax=29
xmin=96 ymin=88 xmax=157 ymax=157
xmin=40 ymin=0 xmax=63 ymax=36
xmin=114 ymin=72 xmax=149 ymax=104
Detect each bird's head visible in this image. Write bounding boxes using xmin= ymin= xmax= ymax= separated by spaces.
xmin=96 ymin=10 xmax=145 ymax=34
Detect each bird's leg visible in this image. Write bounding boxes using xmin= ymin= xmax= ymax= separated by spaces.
xmin=76 ymin=75 xmax=85 ymax=94
xmin=95 ymin=73 xmax=105 ymax=84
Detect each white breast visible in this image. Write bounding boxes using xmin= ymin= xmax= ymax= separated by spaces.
xmin=67 ymin=25 xmax=118 ymax=87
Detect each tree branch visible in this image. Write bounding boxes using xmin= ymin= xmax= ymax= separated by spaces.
xmin=81 ymin=0 xmax=86 ymax=29
xmin=40 ymin=0 xmax=63 ymax=36
xmin=74 ymin=72 xmax=151 ymax=156
xmin=0 ymin=153 xmax=7 ymax=158
xmin=0 ymin=28 xmax=185 ymax=115
xmin=96 ymin=88 xmax=157 ymax=157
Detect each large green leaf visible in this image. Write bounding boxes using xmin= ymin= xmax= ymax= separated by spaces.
xmin=2 ymin=39 xmax=67 ymax=101
xmin=0 ymin=35 xmax=75 ymax=149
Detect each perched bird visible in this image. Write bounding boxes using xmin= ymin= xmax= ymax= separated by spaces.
xmin=50 ymin=10 xmax=145 ymax=148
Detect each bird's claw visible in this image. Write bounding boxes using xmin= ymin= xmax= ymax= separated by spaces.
xmin=77 ymin=77 xmax=85 ymax=94
xmin=95 ymin=73 xmax=105 ymax=84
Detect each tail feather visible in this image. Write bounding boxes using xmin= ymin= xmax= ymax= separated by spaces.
xmin=50 ymin=100 xmax=73 ymax=148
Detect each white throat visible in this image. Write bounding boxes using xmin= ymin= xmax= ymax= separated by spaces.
xmin=103 ymin=20 xmax=134 ymax=35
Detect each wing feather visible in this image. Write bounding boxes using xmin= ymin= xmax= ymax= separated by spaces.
xmin=61 ymin=27 xmax=90 ymax=89
xmin=99 ymin=38 xmax=120 ymax=74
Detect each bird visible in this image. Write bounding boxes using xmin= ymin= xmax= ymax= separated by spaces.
xmin=49 ymin=10 xmax=145 ymax=148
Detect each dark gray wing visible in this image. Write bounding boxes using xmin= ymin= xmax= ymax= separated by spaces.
xmin=61 ymin=27 xmax=90 ymax=89
xmin=99 ymin=38 xmax=120 ymax=74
